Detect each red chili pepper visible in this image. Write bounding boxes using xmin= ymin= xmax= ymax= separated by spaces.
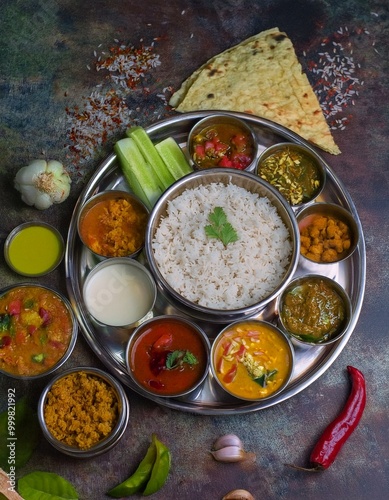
xmin=288 ymin=366 xmax=366 ymax=471
xmin=223 ymin=364 xmax=238 ymax=383
xmin=310 ymin=366 xmax=366 ymax=470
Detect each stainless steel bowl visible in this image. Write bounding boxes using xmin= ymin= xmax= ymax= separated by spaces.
xmin=77 ymin=190 xmax=149 ymax=260
xmin=0 ymin=283 xmax=78 ymax=380
xmin=145 ymin=168 xmax=300 ymax=323
xmin=4 ymin=221 xmax=65 ymax=277
xmin=38 ymin=367 xmax=130 ymax=458
xmin=126 ymin=315 xmax=211 ymax=398
xmin=210 ymin=319 xmax=295 ymax=401
xmin=82 ymin=257 xmax=157 ymax=328
xmin=187 ymin=113 xmax=259 ymax=172
xmin=277 ymin=274 xmax=353 ymax=346
xmin=255 ymin=142 xmax=326 ymax=208
xmin=296 ymin=202 xmax=360 ymax=269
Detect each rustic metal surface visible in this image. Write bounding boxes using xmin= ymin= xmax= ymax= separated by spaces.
xmin=1 ymin=0 xmax=388 ymax=498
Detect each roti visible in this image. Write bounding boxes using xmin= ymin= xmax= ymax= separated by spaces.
xmin=169 ymin=28 xmax=340 ymax=155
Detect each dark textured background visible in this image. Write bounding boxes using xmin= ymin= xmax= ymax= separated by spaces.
xmin=1 ymin=1 xmax=388 ymax=498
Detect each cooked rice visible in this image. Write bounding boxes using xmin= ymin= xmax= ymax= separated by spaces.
xmin=152 ymin=182 xmax=292 ymax=309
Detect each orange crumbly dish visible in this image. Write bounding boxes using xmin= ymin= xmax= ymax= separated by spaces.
xmin=81 ymin=198 xmax=148 ymax=257
xmin=300 ymin=214 xmax=351 ymax=263
xmin=44 ymin=371 xmax=119 ymax=450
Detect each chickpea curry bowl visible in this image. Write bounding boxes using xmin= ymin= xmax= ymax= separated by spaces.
xmin=296 ymin=202 xmax=360 ymax=265
xmin=0 ymin=284 xmax=77 ymax=379
xmin=38 ymin=367 xmax=130 ymax=458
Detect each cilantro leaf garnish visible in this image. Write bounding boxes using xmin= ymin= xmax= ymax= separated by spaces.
xmin=205 ymin=207 xmax=239 ymax=247
xmin=253 ymin=369 xmax=278 ymax=388
xmin=165 ymin=350 xmax=198 ymax=370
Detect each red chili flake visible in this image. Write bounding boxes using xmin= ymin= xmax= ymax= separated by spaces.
xmin=64 ymin=39 xmax=172 ymax=182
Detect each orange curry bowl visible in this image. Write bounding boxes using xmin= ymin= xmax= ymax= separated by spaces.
xmin=0 ymin=283 xmax=77 ymax=379
xmin=211 ymin=319 xmax=294 ymax=401
xmin=77 ymin=190 xmax=149 ymax=260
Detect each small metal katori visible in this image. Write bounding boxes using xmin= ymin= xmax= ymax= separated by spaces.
xmin=38 ymin=367 xmax=130 ymax=458
xmin=64 ymin=111 xmax=366 ymax=415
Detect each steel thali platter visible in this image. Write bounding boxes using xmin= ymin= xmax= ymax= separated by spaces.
xmin=65 ymin=111 xmax=366 ymax=415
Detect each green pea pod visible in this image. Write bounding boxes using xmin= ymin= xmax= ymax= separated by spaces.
xmin=142 ymin=434 xmax=171 ymax=496
xmin=107 ymin=439 xmax=157 ymax=497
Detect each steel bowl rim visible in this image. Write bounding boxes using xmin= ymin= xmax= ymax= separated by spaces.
xmin=77 ymin=189 xmax=150 ymax=260
xmin=187 ymin=112 xmax=259 ymax=172
xmin=0 ymin=282 xmax=78 ymax=380
xmin=210 ymin=318 xmax=295 ymax=402
xmin=38 ymin=366 xmax=130 ymax=458
xmin=255 ymin=141 xmax=327 ymax=208
xmin=125 ymin=314 xmax=211 ymax=398
xmin=82 ymin=256 xmax=157 ymax=328
xmin=295 ymin=201 xmax=361 ymax=265
xmin=145 ymin=168 xmax=300 ymax=323
xmin=4 ymin=221 xmax=65 ymax=277
xmin=276 ymin=273 xmax=353 ymax=346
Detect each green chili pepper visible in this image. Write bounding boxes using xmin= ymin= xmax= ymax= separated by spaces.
xmin=107 ymin=438 xmax=157 ymax=497
xmin=142 ymin=434 xmax=171 ymax=496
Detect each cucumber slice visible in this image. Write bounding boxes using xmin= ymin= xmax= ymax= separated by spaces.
xmin=114 ymin=137 xmax=162 ymax=210
xmin=155 ymin=137 xmax=193 ymax=181
xmin=126 ymin=126 xmax=175 ymax=191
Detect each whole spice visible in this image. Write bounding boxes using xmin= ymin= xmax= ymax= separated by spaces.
xmin=288 ymin=366 xmax=366 ymax=471
xmin=210 ymin=434 xmax=256 ymax=463
xmin=14 ymin=160 xmax=71 ymax=210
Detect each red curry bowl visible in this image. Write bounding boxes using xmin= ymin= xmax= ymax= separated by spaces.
xmin=126 ymin=315 xmax=211 ymax=398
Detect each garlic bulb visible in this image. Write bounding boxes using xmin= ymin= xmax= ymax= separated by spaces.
xmin=14 ymin=159 xmax=71 ymax=210
xmin=211 ymin=446 xmax=249 ymax=463
xmin=222 ymin=489 xmax=255 ymax=500
xmin=213 ymin=433 xmax=243 ymax=451
xmin=211 ymin=434 xmax=256 ymax=463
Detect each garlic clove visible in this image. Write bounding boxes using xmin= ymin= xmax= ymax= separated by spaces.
xmin=211 ymin=445 xmax=244 ymax=462
xmin=210 ymin=445 xmax=257 ymax=463
xmin=213 ymin=433 xmax=243 ymax=450
xmin=222 ymin=489 xmax=255 ymax=500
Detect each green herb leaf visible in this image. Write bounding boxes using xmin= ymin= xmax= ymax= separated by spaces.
xmin=182 ymin=351 xmax=198 ymax=365
xmin=254 ymin=369 xmax=278 ymax=388
xmin=0 ymin=313 xmax=10 ymax=331
xmin=205 ymin=207 xmax=238 ymax=247
xmin=165 ymin=350 xmax=198 ymax=370
xmin=0 ymin=397 xmax=40 ymax=472
xmin=18 ymin=472 xmax=79 ymax=500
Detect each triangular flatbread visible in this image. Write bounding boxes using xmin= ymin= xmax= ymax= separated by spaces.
xmin=170 ymin=28 xmax=340 ymax=155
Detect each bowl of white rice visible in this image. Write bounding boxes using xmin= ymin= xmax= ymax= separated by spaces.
xmin=145 ymin=169 xmax=300 ymax=323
